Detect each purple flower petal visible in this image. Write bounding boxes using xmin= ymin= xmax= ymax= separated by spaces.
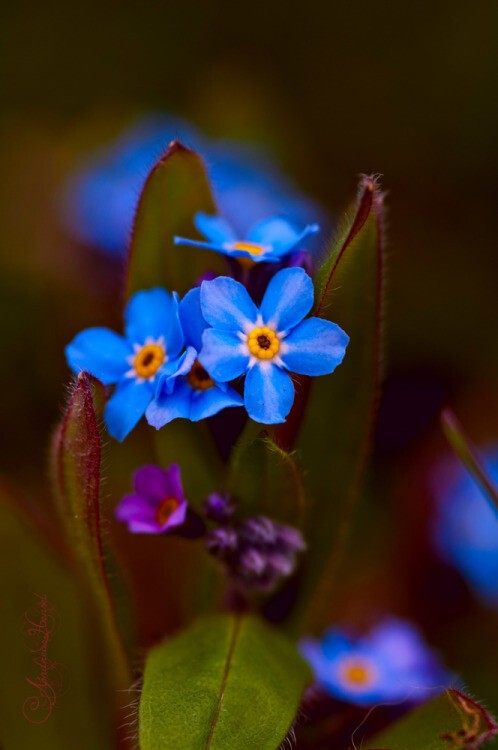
xmin=133 ymin=465 xmax=172 ymax=502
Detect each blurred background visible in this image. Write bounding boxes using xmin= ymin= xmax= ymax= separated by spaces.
xmin=1 ymin=0 xmax=498 ymax=742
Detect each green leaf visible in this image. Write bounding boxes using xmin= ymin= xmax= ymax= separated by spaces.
xmin=228 ymin=429 xmax=306 ymax=524
xmin=368 ymin=689 xmax=498 ymax=749
xmin=440 ymin=408 xmax=498 ymax=513
xmin=126 ymin=140 xmax=225 ymax=298
xmin=0 ymin=485 xmax=117 ymax=749
xmin=51 ymin=372 xmax=132 ymax=692
xmin=155 ymin=419 xmax=225 ymax=511
xmin=285 ymin=176 xmax=385 ymax=632
xmin=139 ymin=614 xmax=312 ymax=750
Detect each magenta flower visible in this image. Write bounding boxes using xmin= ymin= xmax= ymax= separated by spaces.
xmin=115 ymin=464 xmax=187 ymax=534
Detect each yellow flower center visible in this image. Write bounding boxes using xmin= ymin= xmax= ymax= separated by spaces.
xmin=134 ymin=343 xmax=166 ymax=379
xmin=247 ymin=326 xmax=280 ymax=360
xmin=340 ymin=660 xmax=375 ymax=687
xmin=232 ymin=241 xmax=266 ymax=256
xmin=155 ymin=497 xmax=180 ymax=526
xmin=186 ymin=360 xmax=215 ymax=391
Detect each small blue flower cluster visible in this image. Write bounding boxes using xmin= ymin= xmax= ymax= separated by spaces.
xmin=204 ymin=493 xmax=305 ymax=591
xmin=66 ymin=260 xmax=348 ymax=440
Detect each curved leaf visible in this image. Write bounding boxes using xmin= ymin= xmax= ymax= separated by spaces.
xmin=368 ymin=689 xmax=498 ymax=749
xmin=228 ymin=428 xmax=306 ymax=524
xmin=126 ymin=140 xmax=225 ymax=297
xmin=51 ymin=373 xmax=132 ymax=696
xmin=139 ymin=614 xmax=312 ymax=750
xmin=155 ymin=419 xmax=225 ymax=511
xmin=441 ymin=408 xmax=498 ymax=513
xmin=286 ymin=175 xmax=385 ymax=632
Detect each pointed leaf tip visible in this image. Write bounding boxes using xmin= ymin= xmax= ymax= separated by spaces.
xmin=126 ymin=139 xmax=225 ymax=297
xmin=440 ymin=408 xmax=498 ymax=514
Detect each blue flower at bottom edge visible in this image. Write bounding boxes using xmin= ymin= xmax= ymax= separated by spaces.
xmin=198 ymin=267 xmax=349 ymax=424
xmin=65 ymin=288 xmax=184 ymax=440
xmin=175 ymin=211 xmax=319 ymax=264
xmin=432 ymin=448 xmax=498 ymax=608
xmin=300 ymin=619 xmax=451 ymax=706
xmin=146 ymin=287 xmax=243 ymax=427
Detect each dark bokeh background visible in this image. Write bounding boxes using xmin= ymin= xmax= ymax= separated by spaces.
xmin=1 ymin=0 xmax=498 ymax=740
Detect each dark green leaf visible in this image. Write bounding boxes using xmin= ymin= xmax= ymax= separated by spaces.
xmin=139 ymin=614 xmax=312 ymax=750
xmin=154 ymin=419 xmax=225 ymax=511
xmin=51 ymin=372 xmax=132 ymax=692
xmin=286 ymin=176 xmax=385 ymax=632
xmin=126 ymin=140 xmax=225 ymax=298
xmin=228 ymin=428 xmax=306 ymax=524
xmin=0 ymin=486 xmax=117 ymax=749
xmin=441 ymin=408 xmax=498 ymax=513
xmin=368 ymin=689 xmax=498 ymax=749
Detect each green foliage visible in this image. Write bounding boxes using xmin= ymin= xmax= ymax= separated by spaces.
xmin=126 ymin=140 xmax=225 ymax=297
xmin=228 ymin=427 xmax=306 ymax=524
xmin=0 ymin=488 xmax=116 ymax=749
xmin=51 ymin=372 xmax=132 ymax=697
xmin=441 ymin=408 xmax=498 ymax=512
xmin=139 ymin=613 xmax=312 ymax=750
xmin=285 ymin=176 xmax=385 ymax=632
xmin=155 ymin=419 xmax=225 ymax=511
xmin=368 ymin=689 xmax=498 ymax=749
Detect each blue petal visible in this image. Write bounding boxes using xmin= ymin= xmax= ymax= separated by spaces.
xmin=157 ymin=346 xmax=197 ymax=396
xmin=179 ymin=287 xmax=207 ymax=350
xmin=125 ymin=288 xmax=184 ymax=356
xmin=260 ymin=267 xmax=314 ymax=332
xmin=201 ymin=276 xmax=258 ymax=332
xmin=281 ymin=317 xmax=349 ymax=375
xmin=200 ymin=329 xmax=250 ymax=382
xmin=146 ymin=380 xmax=192 ymax=428
xmin=190 ymin=384 xmax=244 ymax=421
xmin=244 ymin=364 xmax=294 ymax=424
xmin=104 ymin=380 xmax=153 ymax=441
xmin=248 ymin=218 xmax=319 ymax=256
xmin=194 ymin=211 xmax=237 ymax=243
xmin=174 ymin=236 xmax=232 ymax=255
xmin=65 ymin=327 xmax=131 ymax=385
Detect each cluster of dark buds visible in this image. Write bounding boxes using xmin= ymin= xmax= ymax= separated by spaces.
xmin=204 ymin=493 xmax=306 ymax=591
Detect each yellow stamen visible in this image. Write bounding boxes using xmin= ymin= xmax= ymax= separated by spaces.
xmin=134 ymin=343 xmax=166 ymax=379
xmin=186 ymin=360 xmax=215 ymax=391
xmin=156 ymin=497 xmax=180 ymax=526
xmin=247 ymin=326 xmax=280 ymax=360
xmin=232 ymin=241 xmax=265 ymax=256
xmin=340 ymin=661 xmax=375 ymax=687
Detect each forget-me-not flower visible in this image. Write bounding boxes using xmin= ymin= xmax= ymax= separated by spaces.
xmin=198 ymin=267 xmax=349 ymax=424
xmin=65 ymin=288 xmax=184 ymax=440
xmin=174 ymin=212 xmax=320 ymax=264
xmin=432 ymin=447 xmax=498 ymax=608
xmin=62 ymin=115 xmax=327 ymax=257
xmin=301 ymin=619 xmax=450 ymax=706
xmin=115 ymin=464 xmax=188 ymax=534
xmin=146 ymin=287 xmax=243 ymax=428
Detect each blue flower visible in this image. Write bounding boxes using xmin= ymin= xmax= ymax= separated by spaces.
xmin=198 ymin=267 xmax=349 ymax=424
xmin=65 ymin=288 xmax=184 ymax=440
xmin=300 ymin=619 xmax=450 ymax=706
xmin=432 ymin=447 xmax=498 ymax=608
xmin=145 ymin=287 xmax=243 ymax=428
xmin=61 ymin=115 xmax=328 ymax=257
xmin=174 ymin=212 xmax=320 ymax=264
